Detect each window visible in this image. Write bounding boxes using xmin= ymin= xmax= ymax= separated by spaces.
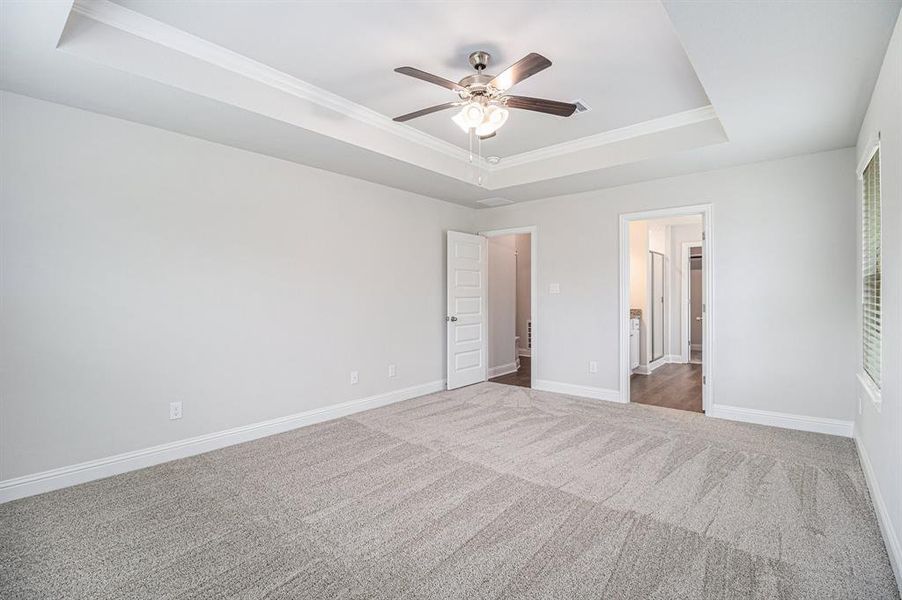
xmin=862 ymin=147 xmax=881 ymax=389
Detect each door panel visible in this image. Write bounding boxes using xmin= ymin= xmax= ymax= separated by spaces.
xmin=447 ymin=231 xmax=487 ymax=389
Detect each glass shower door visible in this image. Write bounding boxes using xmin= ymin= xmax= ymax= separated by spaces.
xmin=650 ymin=251 xmax=665 ymax=362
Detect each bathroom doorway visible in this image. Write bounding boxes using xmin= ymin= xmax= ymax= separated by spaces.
xmin=620 ymin=206 xmax=712 ymax=413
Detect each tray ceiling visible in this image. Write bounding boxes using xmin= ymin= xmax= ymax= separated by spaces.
xmin=1 ymin=0 xmax=898 ymax=206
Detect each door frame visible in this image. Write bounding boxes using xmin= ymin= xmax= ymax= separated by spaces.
xmin=619 ymin=205 xmax=713 ymax=411
xmin=680 ymin=240 xmax=703 ymax=364
xmin=478 ymin=226 xmax=538 ymax=389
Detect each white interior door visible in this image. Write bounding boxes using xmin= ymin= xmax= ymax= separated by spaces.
xmin=446 ymin=231 xmax=487 ymax=390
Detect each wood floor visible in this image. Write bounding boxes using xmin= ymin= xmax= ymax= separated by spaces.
xmin=631 ymin=362 xmax=702 ymax=413
xmin=489 ymin=356 xmax=531 ymax=388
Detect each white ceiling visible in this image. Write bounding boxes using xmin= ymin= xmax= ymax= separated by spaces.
xmin=111 ymin=0 xmax=712 ymax=158
xmin=1 ymin=0 xmax=899 ymax=207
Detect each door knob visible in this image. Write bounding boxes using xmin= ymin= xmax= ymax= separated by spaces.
xmin=447 ymin=316 xmax=458 ymax=322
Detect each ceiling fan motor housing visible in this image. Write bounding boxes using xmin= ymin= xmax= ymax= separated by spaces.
xmin=468 ymin=51 xmax=491 ymax=71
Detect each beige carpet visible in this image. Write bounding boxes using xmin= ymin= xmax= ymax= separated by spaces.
xmin=1 ymin=382 xmax=898 ymax=599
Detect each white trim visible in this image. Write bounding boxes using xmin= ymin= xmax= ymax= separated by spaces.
xmin=857 ymin=371 xmax=883 ymax=412
xmin=488 ymin=362 xmax=518 ymax=378
xmin=518 ymin=348 xmax=531 ymax=357
xmin=633 ymin=354 xmax=682 ymax=375
xmin=534 ymin=380 xmax=624 ymax=403
xmin=0 ymin=379 xmax=444 ymax=504
xmin=854 ymin=426 xmax=902 ymax=593
xmin=479 ymin=226 xmax=537 ymax=389
xmin=495 ymin=106 xmax=718 ymax=169
xmin=857 ymin=131 xmax=881 ymax=176
xmin=69 ymin=0 xmax=477 ymax=166
xmin=619 ymin=204 xmax=713 ymax=411
xmin=707 ymin=404 xmax=853 ymax=438
xmin=647 ymin=355 xmax=667 ymax=373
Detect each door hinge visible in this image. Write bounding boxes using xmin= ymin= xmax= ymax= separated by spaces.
xmin=702 ymin=232 xmax=706 ymax=241
xmin=703 ymin=375 xmax=706 ymax=384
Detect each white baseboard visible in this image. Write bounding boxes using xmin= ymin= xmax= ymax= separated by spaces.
xmin=0 ymin=379 xmax=445 ymax=504
xmin=707 ymin=404 xmax=853 ymax=438
xmin=854 ymin=426 xmax=902 ymax=595
xmin=665 ymin=354 xmax=683 ymax=364
xmin=648 ymin=356 xmax=666 ymax=372
xmin=488 ymin=362 xmax=518 ymax=378
xmin=518 ymin=348 xmax=531 ymax=357
xmin=634 ymin=356 xmax=667 ymax=375
xmin=534 ymin=379 xmax=624 ymax=403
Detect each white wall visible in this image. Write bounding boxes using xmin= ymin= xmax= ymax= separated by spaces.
xmin=0 ymin=92 xmax=474 ymax=481
xmin=487 ymin=235 xmax=517 ymax=372
xmin=669 ymin=222 xmax=704 ymax=357
xmin=476 ymin=147 xmax=857 ymax=421
xmin=855 ymin=12 xmax=902 ymax=586
xmin=515 ymin=234 xmax=531 ymax=354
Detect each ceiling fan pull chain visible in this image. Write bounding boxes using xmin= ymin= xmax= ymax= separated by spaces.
xmin=476 ymin=134 xmax=484 ymax=187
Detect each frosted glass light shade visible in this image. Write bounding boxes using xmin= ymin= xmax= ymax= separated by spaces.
xmin=451 ymin=102 xmax=486 ymax=132
xmin=474 ymin=106 xmax=509 ymax=136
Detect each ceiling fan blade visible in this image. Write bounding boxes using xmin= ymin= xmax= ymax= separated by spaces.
xmin=394 ymin=67 xmax=465 ymax=92
xmin=504 ymin=95 xmax=577 ymax=117
xmin=393 ymin=102 xmax=460 ymax=122
xmin=489 ymin=53 xmax=552 ymax=91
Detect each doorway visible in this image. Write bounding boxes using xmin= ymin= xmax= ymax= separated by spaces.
xmin=444 ymin=227 xmax=536 ymax=391
xmin=619 ymin=206 xmax=712 ymax=412
xmin=481 ymin=231 xmax=533 ymax=388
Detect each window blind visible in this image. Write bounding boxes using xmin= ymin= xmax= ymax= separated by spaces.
xmin=862 ymin=148 xmax=881 ymax=388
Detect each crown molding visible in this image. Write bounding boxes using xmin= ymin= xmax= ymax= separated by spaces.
xmin=66 ymin=0 xmax=724 ymax=189
xmin=494 ymin=105 xmax=719 ymax=170
xmin=69 ymin=0 xmax=482 ymax=167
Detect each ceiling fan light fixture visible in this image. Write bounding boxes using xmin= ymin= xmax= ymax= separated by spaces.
xmin=452 ymin=102 xmax=486 ymax=132
xmin=474 ymin=105 xmax=509 ymax=136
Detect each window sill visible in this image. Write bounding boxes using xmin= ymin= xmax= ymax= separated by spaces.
xmin=857 ymin=372 xmax=882 ymax=413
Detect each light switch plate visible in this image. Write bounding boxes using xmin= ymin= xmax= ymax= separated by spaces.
xmin=350 ymin=371 xmax=359 ymax=385
xmin=589 ymin=361 xmax=598 ymax=374
xmin=549 ymin=283 xmax=560 ymax=294
xmin=169 ymin=401 xmax=182 ymax=420
xmin=388 ymin=364 xmax=396 ymax=378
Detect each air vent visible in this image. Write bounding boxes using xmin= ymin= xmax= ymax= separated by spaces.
xmin=572 ymin=99 xmax=591 ymax=114
xmin=476 ymin=197 xmax=514 ymax=207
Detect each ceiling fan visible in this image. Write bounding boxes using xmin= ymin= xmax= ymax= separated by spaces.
xmin=392 ymin=51 xmax=577 ymax=139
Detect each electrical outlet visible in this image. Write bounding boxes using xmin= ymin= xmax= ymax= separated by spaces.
xmin=169 ymin=401 xmax=182 ymax=420
xmin=388 ymin=364 xmax=396 ymax=378
xmin=350 ymin=371 xmax=359 ymax=385
xmin=549 ymin=283 xmax=561 ymax=294
xmin=588 ymin=360 xmax=598 ymax=374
